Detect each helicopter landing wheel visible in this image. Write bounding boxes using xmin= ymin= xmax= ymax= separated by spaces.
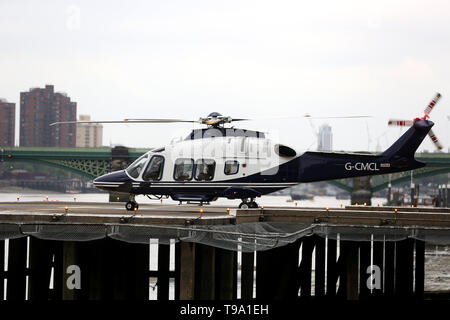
xmin=125 ymin=201 xmax=138 ymax=211
xmin=239 ymin=199 xmax=258 ymax=209
xmin=238 ymin=202 xmax=249 ymax=209
xmin=249 ymin=201 xmax=259 ymax=208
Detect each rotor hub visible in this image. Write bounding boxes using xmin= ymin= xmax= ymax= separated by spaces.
xmin=200 ymin=112 xmax=232 ymax=127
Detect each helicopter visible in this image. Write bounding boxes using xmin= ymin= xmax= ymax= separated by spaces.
xmin=52 ymin=94 xmax=442 ymax=211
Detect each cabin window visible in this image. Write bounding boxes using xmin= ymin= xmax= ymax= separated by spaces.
xmin=224 ymin=160 xmax=239 ymax=175
xmin=194 ymin=159 xmax=216 ymax=181
xmin=174 ymin=158 xmax=194 ymax=181
xmin=126 ymin=154 xmax=149 ymax=179
xmin=142 ymin=156 xmax=164 ymax=181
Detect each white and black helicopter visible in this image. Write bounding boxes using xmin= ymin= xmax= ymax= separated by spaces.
xmin=53 ymin=93 xmax=442 ymax=211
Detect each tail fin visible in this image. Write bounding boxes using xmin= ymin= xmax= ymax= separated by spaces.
xmin=381 ymin=119 xmax=433 ymax=158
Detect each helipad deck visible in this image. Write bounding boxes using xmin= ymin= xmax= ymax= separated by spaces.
xmin=1 ymin=201 xmax=450 ymax=224
xmin=0 ymin=202 xmax=449 ymax=247
xmin=0 ymin=202 xmax=449 ymax=300
xmin=0 ymin=201 xmax=235 ymax=226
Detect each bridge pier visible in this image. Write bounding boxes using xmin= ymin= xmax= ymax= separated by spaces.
xmin=387 ymin=182 xmax=392 ymax=206
xmin=442 ymin=185 xmax=447 ymax=207
xmin=443 ymin=184 xmax=450 ymax=208
xmin=351 ymin=176 xmax=372 ymax=205
xmin=109 ymin=146 xmax=131 ymax=203
xmin=447 ymin=185 xmax=450 ymax=208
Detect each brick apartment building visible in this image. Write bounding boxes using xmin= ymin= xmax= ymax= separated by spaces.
xmin=0 ymin=99 xmax=15 ymax=146
xmin=20 ymin=85 xmax=77 ymax=147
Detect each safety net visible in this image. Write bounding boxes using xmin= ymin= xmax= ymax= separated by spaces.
xmin=1 ymin=221 xmax=449 ymax=251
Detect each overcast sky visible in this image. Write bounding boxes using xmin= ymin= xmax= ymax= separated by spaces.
xmin=1 ymin=0 xmax=449 ymax=152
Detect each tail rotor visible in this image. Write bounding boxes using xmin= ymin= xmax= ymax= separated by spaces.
xmin=388 ymin=92 xmax=443 ymax=150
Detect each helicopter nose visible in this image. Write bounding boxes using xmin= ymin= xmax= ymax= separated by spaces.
xmin=93 ymin=170 xmax=131 ymax=189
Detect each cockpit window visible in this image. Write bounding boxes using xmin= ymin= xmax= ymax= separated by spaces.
xmin=174 ymin=158 xmax=194 ymax=181
xmin=194 ymin=159 xmax=215 ymax=181
xmin=126 ymin=154 xmax=149 ymax=179
xmin=143 ymin=156 xmax=164 ymax=181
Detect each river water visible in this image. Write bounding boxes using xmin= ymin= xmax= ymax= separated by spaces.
xmin=0 ymin=190 xmax=449 ymax=298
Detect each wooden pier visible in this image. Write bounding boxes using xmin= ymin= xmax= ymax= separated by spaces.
xmin=0 ymin=202 xmax=449 ymax=300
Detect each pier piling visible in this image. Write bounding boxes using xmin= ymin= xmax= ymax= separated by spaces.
xmin=240 ymin=251 xmax=255 ymax=299
xmin=359 ymin=241 xmax=371 ymax=299
xmin=6 ymin=238 xmax=27 ymax=300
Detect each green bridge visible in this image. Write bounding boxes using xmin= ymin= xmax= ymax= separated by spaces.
xmin=1 ymin=146 xmax=450 ymax=192
xmin=0 ymin=146 xmax=150 ymax=180
xmin=323 ymin=152 xmax=450 ymax=193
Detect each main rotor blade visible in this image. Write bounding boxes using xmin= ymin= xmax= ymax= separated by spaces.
xmin=50 ymin=119 xmax=199 ymax=126
xmin=123 ymin=118 xmax=199 ymax=123
xmin=424 ymin=92 xmax=441 ymax=116
xmin=50 ymin=120 xmax=138 ymax=126
xmin=231 ymin=115 xmax=372 ymax=121
xmin=50 ymin=115 xmax=372 ymax=127
xmin=299 ymin=115 xmax=373 ymax=119
xmin=428 ymin=129 xmax=443 ymax=150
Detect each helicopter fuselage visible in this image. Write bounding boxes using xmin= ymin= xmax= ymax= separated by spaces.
xmin=94 ymin=120 xmax=431 ymax=206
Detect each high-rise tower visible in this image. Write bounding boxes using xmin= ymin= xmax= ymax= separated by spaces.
xmin=20 ymin=85 xmax=77 ymax=147
xmin=317 ymin=124 xmax=332 ymax=151
xmin=0 ymin=99 xmax=15 ymax=146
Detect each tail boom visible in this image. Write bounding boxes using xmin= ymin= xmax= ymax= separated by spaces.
xmin=297 ymin=119 xmax=431 ymax=183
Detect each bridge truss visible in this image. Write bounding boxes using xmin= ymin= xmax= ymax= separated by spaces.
xmin=328 ymin=153 xmax=450 ymax=193
xmin=0 ymin=146 xmax=149 ymax=179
